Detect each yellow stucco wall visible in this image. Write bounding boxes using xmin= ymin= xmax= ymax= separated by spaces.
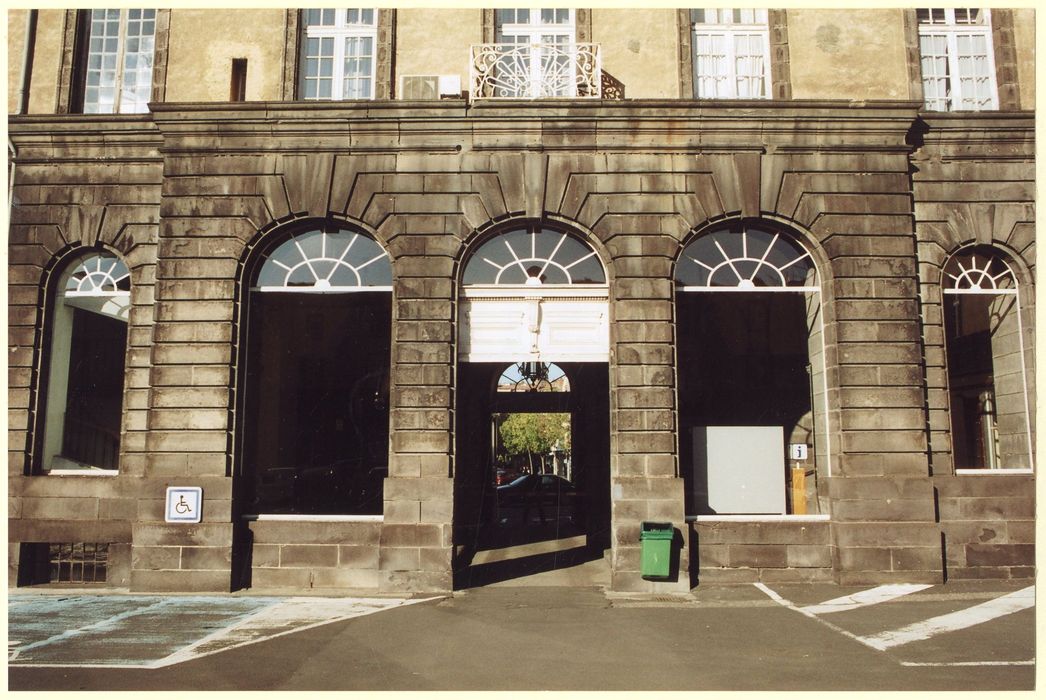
xmin=8 ymin=10 xmax=28 ymax=113
xmin=592 ymin=9 xmax=680 ymax=99
xmin=395 ymin=8 xmax=481 ymax=93
xmin=1012 ymin=9 xmax=1035 ymax=110
xmin=10 ymin=10 xmax=66 ymax=114
xmin=165 ymin=9 xmax=287 ymax=102
xmin=788 ymin=9 xmax=910 ymax=100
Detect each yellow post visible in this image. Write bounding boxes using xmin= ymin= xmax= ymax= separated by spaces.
xmin=790 ymin=466 xmax=807 ymax=515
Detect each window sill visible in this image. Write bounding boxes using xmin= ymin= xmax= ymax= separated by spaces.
xmin=955 ymin=469 xmax=1034 ymax=475
xmin=687 ymin=514 xmax=830 ymax=522
xmin=44 ymin=469 xmax=119 ymax=477
xmin=242 ymin=514 xmax=383 ymax=522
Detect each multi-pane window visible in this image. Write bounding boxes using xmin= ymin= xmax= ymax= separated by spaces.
xmin=917 ymin=8 xmax=998 ymax=111
xmin=461 ymin=226 xmax=605 ymax=286
xmin=496 ymin=8 xmax=574 ymax=44
xmin=493 ymin=8 xmax=577 ymax=97
xmin=299 ymin=9 xmax=377 ymax=100
xmin=82 ymin=9 xmax=156 ymax=114
xmin=691 ymin=9 xmax=770 ymax=99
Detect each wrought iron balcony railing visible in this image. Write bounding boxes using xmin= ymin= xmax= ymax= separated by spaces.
xmin=470 ymin=42 xmax=602 ymax=99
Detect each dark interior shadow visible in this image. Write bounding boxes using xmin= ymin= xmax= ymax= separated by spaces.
xmin=456 ymin=544 xmax=601 ymax=588
xmin=473 ymin=517 xmax=586 ymax=549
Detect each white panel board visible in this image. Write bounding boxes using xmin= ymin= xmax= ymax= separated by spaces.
xmin=460 ymin=297 xmax=609 ymax=362
xmin=693 ymin=425 xmax=786 ymax=515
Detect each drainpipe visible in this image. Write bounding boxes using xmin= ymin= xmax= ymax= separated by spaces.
xmin=8 ymin=139 xmax=16 ymax=221
xmin=16 ymin=10 xmax=37 ymax=115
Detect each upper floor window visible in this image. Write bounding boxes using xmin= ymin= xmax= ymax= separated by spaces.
xmin=917 ymin=8 xmax=998 ymax=111
xmin=690 ymin=9 xmax=770 ymax=99
xmin=81 ymin=9 xmax=156 ymax=114
xmin=472 ymin=8 xmax=600 ymax=99
xmin=495 ymin=8 xmax=575 ymax=44
xmin=299 ymin=8 xmax=377 ymax=100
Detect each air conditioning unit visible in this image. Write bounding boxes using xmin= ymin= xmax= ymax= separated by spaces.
xmin=400 ymin=74 xmax=462 ymax=100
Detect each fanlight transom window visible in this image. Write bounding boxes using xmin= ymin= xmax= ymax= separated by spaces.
xmin=255 ymin=228 xmax=391 ymax=290
xmin=676 ymin=226 xmax=817 ymax=289
xmin=64 ymin=254 xmax=131 ymax=296
xmin=462 ymin=226 xmax=606 ymax=286
xmin=943 ymin=250 xmax=1016 ymax=293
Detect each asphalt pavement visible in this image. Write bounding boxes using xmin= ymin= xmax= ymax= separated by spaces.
xmin=8 ymin=580 xmax=1036 ymax=691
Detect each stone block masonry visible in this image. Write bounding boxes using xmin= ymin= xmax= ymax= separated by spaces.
xmin=7 ymin=102 xmax=1034 ymax=592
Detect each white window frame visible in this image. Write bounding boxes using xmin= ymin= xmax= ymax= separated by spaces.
xmin=691 ymin=9 xmax=771 ymax=99
xmin=494 ymin=8 xmax=577 ymax=97
xmin=299 ymin=8 xmax=378 ymax=101
xmin=917 ymin=8 xmax=998 ymax=111
xmin=254 ymin=228 xmax=392 ymax=292
xmin=495 ymin=8 xmax=576 ymax=45
xmin=82 ymin=9 xmax=156 ymax=114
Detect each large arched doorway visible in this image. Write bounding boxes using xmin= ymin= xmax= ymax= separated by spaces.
xmin=454 ymin=223 xmax=611 ymax=587
xmin=236 ymin=225 xmax=393 ymax=516
xmin=675 ymin=221 xmax=831 ymax=517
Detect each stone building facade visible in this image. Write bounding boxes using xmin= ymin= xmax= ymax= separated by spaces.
xmin=7 ymin=8 xmax=1035 ymax=593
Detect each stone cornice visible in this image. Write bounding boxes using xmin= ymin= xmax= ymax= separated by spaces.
xmin=146 ymin=99 xmax=924 ymax=154
xmin=912 ymin=111 xmax=1034 ymax=161
xmin=8 ymin=116 xmax=163 ymax=164
xmin=8 ymin=100 xmax=944 ymax=158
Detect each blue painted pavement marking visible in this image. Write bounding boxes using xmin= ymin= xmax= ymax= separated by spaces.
xmin=9 ymin=596 xmax=280 ymax=667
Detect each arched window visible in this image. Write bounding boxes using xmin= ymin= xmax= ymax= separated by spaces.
xmin=40 ymin=251 xmax=131 ymax=473
xmin=942 ymin=247 xmax=1033 ymax=471
xmin=675 ymin=223 xmax=827 ymax=517
xmin=462 ymin=225 xmax=606 ymax=286
xmin=255 ymin=228 xmax=391 ymax=290
xmin=459 ymin=224 xmax=609 ymax=363
xmin=675 ymin=226 xmax=817 ymax=289
xmin=497 ymin=361 xmax=571 ymax=393
xmin=240 ymin=226 xmax=392 ymax=515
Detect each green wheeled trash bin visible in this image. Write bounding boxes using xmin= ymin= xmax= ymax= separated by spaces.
xmin=639 ymin=521 xmax=673 ymax=580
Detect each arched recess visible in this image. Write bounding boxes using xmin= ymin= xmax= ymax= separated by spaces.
xmin=235 ymin=223 xmax=393 ymax=515
xmin=458 ymin=221 xmax=610 ymax=363
xmin=940 ymin=245 xmax=1034 ymax=471
xmin=36 ymin=248 xmax=132 ymax=474
xmin=453 ymin=222 xmax=612 ymax=585
xmin=675 ymin=220 xmax=830 ymax=516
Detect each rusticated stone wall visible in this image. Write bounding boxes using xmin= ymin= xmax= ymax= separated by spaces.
xmin=912 ymin=112 xmax=1035 ymax=581
xmin=7 ymin=117 xmax=163 ymax=586
xmin=8 ymin=101 xmax=1034 ymax=592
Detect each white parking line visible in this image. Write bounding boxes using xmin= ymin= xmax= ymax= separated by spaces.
xmin=11 ymin=598 xmax=173 ymax=657
xmin=154 ymin=597 xmax=437 ymax=668
xmin=755 ymin=582 xmax=1036 ymax=665
xmin=799 ymin=584 xmax=934 ymax=615
xmin=900 ymin=660 xmax=1035 ymax=667
xmin=9 ymin=596 xmax=439 ymax=669
xmin=860 ymin=586 xmax=1035 ymax=651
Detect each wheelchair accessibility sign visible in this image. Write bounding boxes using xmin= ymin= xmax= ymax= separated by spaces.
xmin=165 ymin=487 xmax=203 ymax=523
